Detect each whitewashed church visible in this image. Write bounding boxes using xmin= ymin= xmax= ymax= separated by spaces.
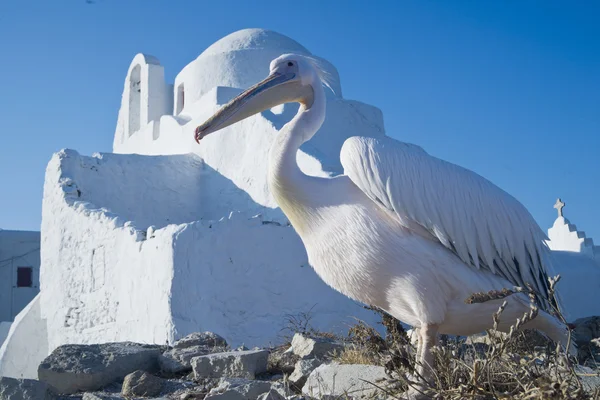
xmin=0 ymin=28 xmax=598 ymax=380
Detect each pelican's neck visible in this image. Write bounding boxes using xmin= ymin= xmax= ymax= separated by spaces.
xmin=268 ymin=81 xmax=326 ymax=210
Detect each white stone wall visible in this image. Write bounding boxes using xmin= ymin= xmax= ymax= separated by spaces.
xmin=40 ymin=150 xmax=188 ymax=350
xmin=113 ymin=54 xmax=171 ymax=148
xmin=0 ymin=230 xmax=40 ymax=322
xmin=38 ymin=147 xmax=381 ymax=349
xmin=169 ymin=213 xmax=380 ymax=347
xmin=547 ymin=217 xmax=596 ymax=258
xmin=0 ymin=294 xmax=48 ymax=379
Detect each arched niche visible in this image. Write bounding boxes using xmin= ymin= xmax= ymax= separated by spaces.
xmin=128 ymin=64 xmax=142 ymax=136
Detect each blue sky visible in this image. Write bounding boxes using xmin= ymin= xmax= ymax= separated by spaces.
xmin=0 ymin=1 xmax=598 ymax=239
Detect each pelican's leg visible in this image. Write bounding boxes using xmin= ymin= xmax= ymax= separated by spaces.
xmin=404 ymin=324 xmax=438 ymax=399
xmin=417 ymin=324 xmax=438 ymax=384
xmin=406 ymin=327 xmax=421 ymax=382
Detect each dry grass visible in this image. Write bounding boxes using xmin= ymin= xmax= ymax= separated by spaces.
xmin=327 ymin=276 xmax=600 ymax=399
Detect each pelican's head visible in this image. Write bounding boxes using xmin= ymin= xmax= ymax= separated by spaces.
xmin=194 ymin=54 xmax=329 ymax=143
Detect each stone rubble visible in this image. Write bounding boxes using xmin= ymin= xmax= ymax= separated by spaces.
xmin=0 ymin=376 xmax=57 ymax=400
xmin=288 ymin=358 xmax=321 ymax=390
xmin=4 ymin=328 xmax=599 ymax=399
xmin=37 ymin=342 xmax=163 ymax=394
xmin=290 ymin=333 xmax=345 ymax=359
xmin=159 ymin=332 xmax=231 ymax=374
xmin=302 ymin=363 xmax=390 ymax=399
xmin=175 ymin=332 xmax=229 ymax=349
xmin=121 ymin=370 xmax=163 ymax=397
xmin=256 ymin=388 xmax=286 ymax=400
xmin=204 ymin=378 xmax=272 ymax=400
xmin=573 ymin=316 xmax=600 ymax=362
xmin=191 ymin=349 xmax=270 ymax=379
xmin=266 ymin=348 xmax=299 ymax=375
xmin=81 ymin=393 xmax=124 ymax=400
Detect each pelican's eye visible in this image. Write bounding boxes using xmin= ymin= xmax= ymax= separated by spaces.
xmin=287 ymin=62 xmax=294 ymax=67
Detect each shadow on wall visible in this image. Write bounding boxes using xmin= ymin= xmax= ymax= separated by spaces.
xmin=59 ymin=150 xmax=281 ymax=230
xmin=168 ymin=213 xmax=379 ymax=347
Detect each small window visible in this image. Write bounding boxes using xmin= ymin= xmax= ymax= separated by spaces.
xmin=17 ymin=267 xmax=33 ymax=287
xmin=176 ymin=83 xmax=185 ymax=115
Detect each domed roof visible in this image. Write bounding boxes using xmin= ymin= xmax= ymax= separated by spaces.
xmin=201 ymin=29 xmax=310 ymax=57
xmin=175 ymin=28 xmax=342 ymax=107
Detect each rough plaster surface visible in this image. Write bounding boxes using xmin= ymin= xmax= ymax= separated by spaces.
xmin=547 ymin=216 xmax=599 ymax=258
xmin=0 ymin=295 xmax=48 ymax=379
xmin=38 ymin=148 xmax=381 ymax=352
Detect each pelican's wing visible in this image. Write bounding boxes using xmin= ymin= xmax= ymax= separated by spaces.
xmin=340 ymin=136 xmax=554 ymax=308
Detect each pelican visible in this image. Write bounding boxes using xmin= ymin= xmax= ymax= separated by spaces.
xmin=194 ymin=54 xmax=572 ymax=396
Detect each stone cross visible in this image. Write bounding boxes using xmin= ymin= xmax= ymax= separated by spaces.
xmin=554 ymin=198 xmax=565 ymax=218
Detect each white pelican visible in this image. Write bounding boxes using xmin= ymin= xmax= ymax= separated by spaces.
xmin=194 ymin=54 xmax=572 ymax=395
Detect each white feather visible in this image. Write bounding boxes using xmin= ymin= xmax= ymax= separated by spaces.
xmin=340 ymin=136 xmax=557 ymax=311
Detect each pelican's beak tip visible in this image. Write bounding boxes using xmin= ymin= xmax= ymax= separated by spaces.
xmin=194 ymin=126 xmax=204 ymax=144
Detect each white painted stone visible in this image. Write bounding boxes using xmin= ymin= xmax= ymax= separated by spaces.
xmin=0 ymin=294 xmax=48 ymax=379
xmin=544 ymin=207 xmax=600 ymax=320
xmin=39 ymin=147 xmax=381 ymax=350
xmin=112 ymin=28 xmax=385 ymax=214
xmin=547 ymin=216 xmax=598 ymax=258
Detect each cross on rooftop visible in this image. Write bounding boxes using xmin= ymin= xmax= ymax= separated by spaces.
xmin=554 ymin=198 xmax=565 ymax=218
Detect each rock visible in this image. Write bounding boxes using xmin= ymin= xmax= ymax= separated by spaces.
xmin=205 ymin=378 xmax=272 ymax=400
xmin=302 ymin=363 xmax=389 ymax=399
xmin=37 ymin=342 xmax=162 ymax=394
xmin=82 ymin=393 xmax=125 ymax=400
xmin=160 ymin=345 xmax=229 ymax=374
xmin=573 ymin=316 xmax=600 ymax=343
xmin=257 ymin=389 xmax=286 ymax=400
xmin=267 ymin=348 xmax=299 ymax=374
xmin=288 ymin=358 xmax=322 ymax=390
xmin=192 ymin=349 xmax=269 ymax=379
xmin=121 ymin=370 xmax=163 ymax=397
xmin=573 ymin=316 xmax=600 ymax=361
xmin=178 ymin=390 xmax=207 ymax=400
xmin=175 ymin=332 xmax=228 ymax=350
xmin=290 ymin=333 xmax=345 ymax=359
xmin=0 ymin=376 xmax=56 ymax=400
